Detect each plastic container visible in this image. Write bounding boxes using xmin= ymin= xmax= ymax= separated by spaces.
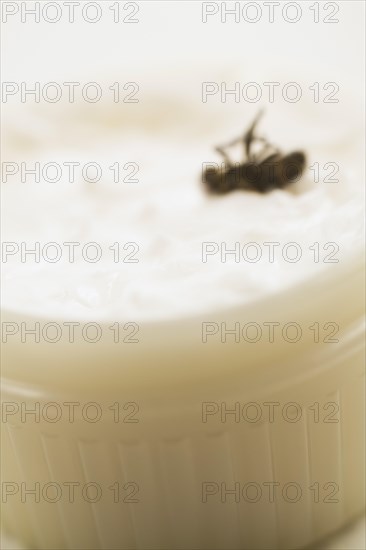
xmin=1 ymin=253 xmax=365 ymax=550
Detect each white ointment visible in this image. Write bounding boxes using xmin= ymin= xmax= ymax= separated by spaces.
xmin=2 ymin=99 xmax=364 ymax=322
xmin=2 ymin=4 xmax=365 ymax=549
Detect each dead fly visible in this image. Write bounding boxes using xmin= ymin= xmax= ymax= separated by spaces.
xmin=202 ymin=111 xmax=306 ymax=194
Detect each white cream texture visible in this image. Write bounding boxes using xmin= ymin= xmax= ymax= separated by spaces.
xmin=2 ymin=98 xmax=364 ymax=321
xmin=1 ymin=3 xmax=364 ymax=321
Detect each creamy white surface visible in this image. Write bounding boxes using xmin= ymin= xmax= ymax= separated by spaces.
xmin=1 ymin=2 xmax=364 ymax=321
xmin=2 ymin=98 xmax=364 ymax=321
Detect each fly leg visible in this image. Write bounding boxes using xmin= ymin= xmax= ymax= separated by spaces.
xmin=214 ymin=111 xmax=264 ymax=165
xmin=215 ymin=110 xmax=273 ymax=166
xmin=242 ymin=109 xmax=265 ymax=159
xmin=215 ymin=145 xmax=234 ymax=168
